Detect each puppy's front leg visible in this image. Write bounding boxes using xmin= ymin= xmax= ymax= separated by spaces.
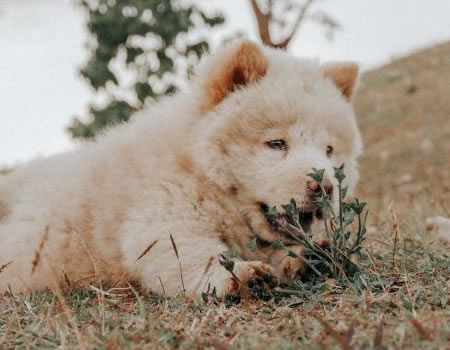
xmin=120 ymin=228 xmax=225 ymax=296
xmin=120 ymin=226 xmax=279 ymax=297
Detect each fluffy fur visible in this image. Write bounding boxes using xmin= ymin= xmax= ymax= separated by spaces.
xmin=0 ymin=40 xmax=362 ymax=297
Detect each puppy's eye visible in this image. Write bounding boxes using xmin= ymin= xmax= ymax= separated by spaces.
xmin=326 ymin=145 xmax=333 ymax=157
xmin=266 ymin=139 xmax=287 ymax=151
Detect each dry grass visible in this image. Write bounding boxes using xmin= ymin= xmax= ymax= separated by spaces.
xmin=0 ymin=240 xmax=449 ymax=349
xmin=1 ymin=42 xmax=449 ymax=349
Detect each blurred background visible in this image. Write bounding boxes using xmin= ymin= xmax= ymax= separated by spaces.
xmin=0 ymin=0 xmax=449 ymax=220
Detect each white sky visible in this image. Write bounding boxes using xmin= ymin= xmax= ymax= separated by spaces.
xmin=0 ymin=0 xmax=449 ymax=166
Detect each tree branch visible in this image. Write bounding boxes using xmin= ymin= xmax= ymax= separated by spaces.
xmin=250 ymin=0 xmax=317 ymax=50
xmin=249 ymin=0 xmax=273 ymax=46
xmin=276 ymin=0 xmax=315 ymax=49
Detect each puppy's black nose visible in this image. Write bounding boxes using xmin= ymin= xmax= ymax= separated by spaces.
xmin=308 ymin=178 xmax=333 ymax=197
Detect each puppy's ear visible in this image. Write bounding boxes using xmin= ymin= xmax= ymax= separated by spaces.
xmin=322 ymin=62 xmax=359 ymax=100
xmin=199 ymin=40 xmax=268 ymax=111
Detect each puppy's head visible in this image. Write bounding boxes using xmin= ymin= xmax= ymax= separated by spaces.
xmin=192 ymin=40 xmax=362 ymax=243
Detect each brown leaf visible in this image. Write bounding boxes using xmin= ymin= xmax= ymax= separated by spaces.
xmin=408 ymin=318 xmax=433 ymax=341
xmin=202 ymin=256 xmax=214 ymax=277
xmin=136 ymin=239 xmax=159 ymax=262
xmin=344 ymin=321 xmax=356 ymax=345
xmin=0 ymin=261 xmax=12 ymax=274
xmin=169 ymin=233 xmax=185 ymax=292
xmin=315 ymin=315 xmax=352 ymax=350
xmin=31 ymin=225 xmax=50 ymax=275
xmin=169 ymin=233 xmax=179 ymax=259
xmin=63 ymin=271 xmax=71 ymax=288
xmin=373 ymin=317 xmax=384 ymax=350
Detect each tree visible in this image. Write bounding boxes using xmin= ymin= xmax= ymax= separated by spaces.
xmin=249 ymin=0 xmax=339 ymax=50
xmin=68 ymin=0 xmax=224 ymax=139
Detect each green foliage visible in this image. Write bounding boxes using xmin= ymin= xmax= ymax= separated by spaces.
xmin=246 ymin=237 xmax=257 ymax=252
xmin=307 ymin=167 xmax=325 ymax=183
xmin=209 ymin=165 xmax=376 ymax=307
xmin=271 ymin=240 xmax=286 ymax=250
xmin=263 ymin=164 xmax=372 ymax=291
xmin=68 ymin=0 xmax=224 ymax=139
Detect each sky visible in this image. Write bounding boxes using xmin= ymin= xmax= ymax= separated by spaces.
xmin=0 ymin=0 xmax=449 ymax=166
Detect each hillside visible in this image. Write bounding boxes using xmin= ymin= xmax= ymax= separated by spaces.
xmin=355 ymin=41 xmax=450 ymax=221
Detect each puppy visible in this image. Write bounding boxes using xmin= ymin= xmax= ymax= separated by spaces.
xmin=0 ymin=40 xmax=362 ymax=297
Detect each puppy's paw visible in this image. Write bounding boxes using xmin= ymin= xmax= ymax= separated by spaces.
xmin=280 ymin=247 xmax=305 ymax=280
xmin=218 ymin=255 xmax=279 ymax=296
xmin=270 ymin=246 xmax=305 ymax=281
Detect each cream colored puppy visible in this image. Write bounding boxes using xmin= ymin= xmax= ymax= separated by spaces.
xmin=0 ymin=40 xmax=362 ymax=297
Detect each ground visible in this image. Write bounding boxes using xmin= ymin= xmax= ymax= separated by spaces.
xmin=1 ymin=42 xmax=449 ymax=349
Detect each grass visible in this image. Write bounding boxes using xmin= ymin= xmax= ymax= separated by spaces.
xmin=1 ymin=233 xmax=448 ymax=349
xmin=1 ymin=42 xmax=450 ymax=348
